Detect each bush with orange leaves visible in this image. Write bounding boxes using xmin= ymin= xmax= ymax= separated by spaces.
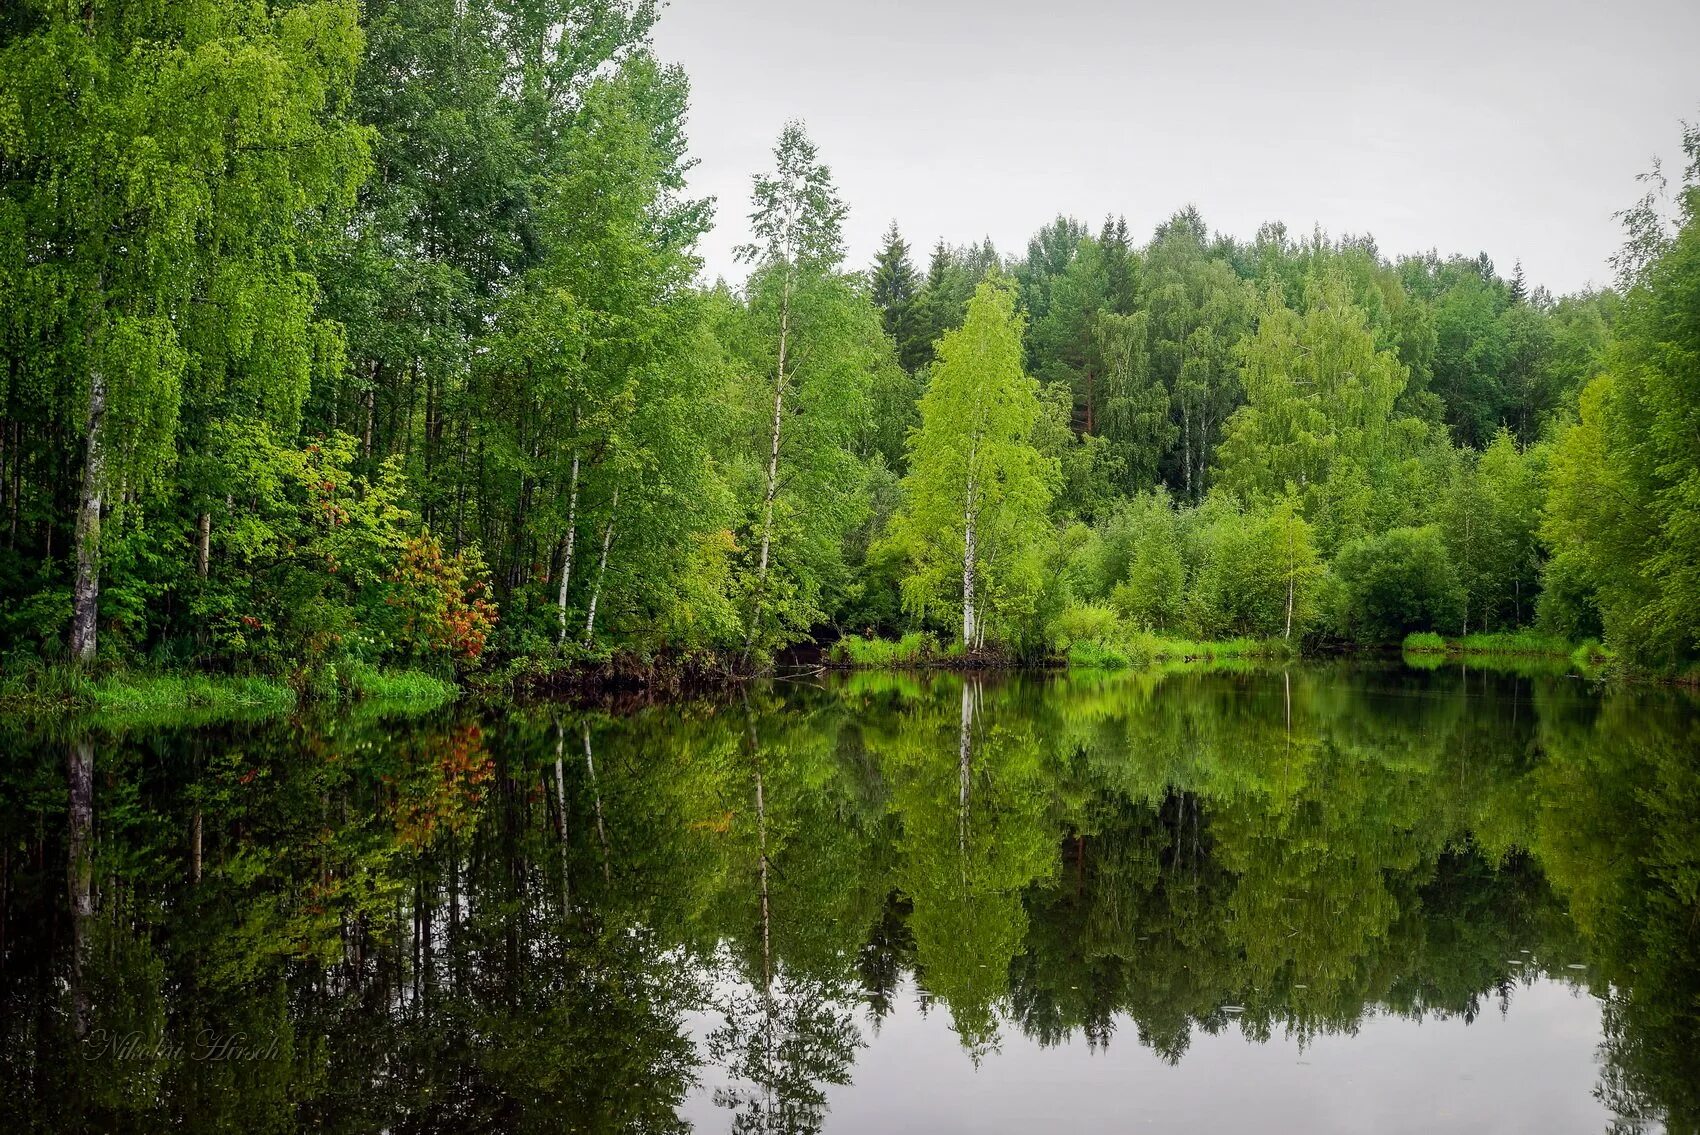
xmin=386 ymin=533 xmax=498 ymax=664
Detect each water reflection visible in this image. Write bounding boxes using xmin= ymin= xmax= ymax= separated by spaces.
xmin=0 ymin=665 xmax=1696 ymax=1132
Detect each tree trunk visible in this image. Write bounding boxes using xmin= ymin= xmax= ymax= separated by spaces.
xmin=362 ymin=383 xmax=376 ymax=460
xmin=1462 ymin=508 xmax=1471 ymax=636
xmin=553 ymin=719 xmax=570 ymax=912
xmin=71 ymin=367 xmax=107 ymax=662
xmin=582 ymin=487 xmax=618 ymax=646
xmin=745 ymin=270 xmax=794 ymax=656
xmin=1284 ymin=516 xmax=1295 ymax=639
xmin=197 ymin=511 xmax=211 ymax=578
xmin=1181 ymin=395 xmax=1192 ymax=502
xmin=961 ymin=470 xmax=979 ymax=650
xmin=583 ymin=722 xmax=609 ymax=879
xmin=66 ymin=738 xmax=94 ymax=1037
xmin=556 ymin=450 xmax=580 ymax=646
xmin=958 ymin=678 xmax=974 ymax=857
xmin=754 ymin=760 xmax=771 ymax=990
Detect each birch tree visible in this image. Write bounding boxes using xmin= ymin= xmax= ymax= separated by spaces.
xmin=890 ymin=279 xmax=1056 ymax=649
xmin=733 ymin=124 xmax=885 ymax=658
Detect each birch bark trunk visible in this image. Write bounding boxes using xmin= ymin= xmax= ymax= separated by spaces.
xmin=744 ymin=269 xmax=794 ymax=658
xmin=556 ymin=449 xmax=580 ymax=646
xmin=70 ymin=368 xmax=107 ymax=661
xmin=582 ymin=487 xmax=618 ymax=645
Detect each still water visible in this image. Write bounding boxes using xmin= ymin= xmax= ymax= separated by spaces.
xmin=2 ymin=663 xmax=1697 ymax=1133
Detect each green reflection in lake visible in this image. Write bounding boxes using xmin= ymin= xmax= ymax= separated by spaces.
xmin=1 ymin=664 xmax=1697 ymax=1133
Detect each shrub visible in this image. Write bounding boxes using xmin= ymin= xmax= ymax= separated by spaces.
xmin=1048 ymin=603 xmax=1120 ymax=650
xmin=1333 ymin=525 xmax=1464 ymax=642
xmin=383 ymin=534 xmax=498 ymax=665
xmin=831 ymin=631 xmax=939 ymax=666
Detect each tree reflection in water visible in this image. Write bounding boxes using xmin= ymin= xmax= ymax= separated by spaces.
xmin=0 ymin=664 xmax=1695 ymax=1133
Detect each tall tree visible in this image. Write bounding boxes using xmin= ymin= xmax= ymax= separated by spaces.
xmin=1216 ymin=275 xmax=1425 ymax=551
xmin=870 ymin=222 xmax=928 ymax=373
xmin=733 ymin=123 xmax=883 ymax=658
xmin=889 ymin=278 xmax=1056 ymax=649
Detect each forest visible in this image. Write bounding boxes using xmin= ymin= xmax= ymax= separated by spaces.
xmin=3 ymin=0 xmax=1699 ymax=686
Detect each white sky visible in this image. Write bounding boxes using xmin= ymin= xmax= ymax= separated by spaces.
xmin=652 ymin=0 xmax=1700 ymax=296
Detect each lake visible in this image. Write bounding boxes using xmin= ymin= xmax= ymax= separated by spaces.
xmin=3 ymin=662 xmax=1698 ymax=1132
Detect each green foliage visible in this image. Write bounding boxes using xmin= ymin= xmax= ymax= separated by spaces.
xmin=828 ymin=631 xmax=957 ymax=667
xmin=1542 ymin=127 xmax=1700 ymax=670
xmin=0 ymin=4 xmax=1692 ymax=684
xmin=887 ymin=277 xmax=1057 ymax=649
xmin=1332 ymin=525 xmax=1464 ymax=642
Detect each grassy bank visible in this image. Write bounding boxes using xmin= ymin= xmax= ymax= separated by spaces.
xmin=1067 ymin=633 xmax=1299 ymax=670
xmin=1401 ymin=631 xmax=1613 ymax=668
xmin=829 ymin=632 xmax=966 ymax=667
xmin=826 ymin=631 xmax=1296 ymax=671
xmin=0 ymin=662 xmax=456 ymax=721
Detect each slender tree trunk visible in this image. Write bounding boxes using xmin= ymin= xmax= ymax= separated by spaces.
xmin=958 ymin=678 xmax=974 ymax=858
xmin=1462 ymin=508 xmax=1472 ymax=635
xmin=1284 ymin=516 xmax=1295 ymax=639
xmin=556 ymin=449 xmax=580 ymax=646
xmin=745 ymin=270 xmax=794 ymax=657
xmin=71 ymin=367 xmax=107 ymax=662
xmin=583 ymin=722 xmax=609 ymax=879
xmin=362 ymin=382 xmax=376 ymax=460
xmin=1181 ymin=395 xmax=1192 ymax=502
xmin=961 ymin=450 xmax=979 ymax=650
xmin=66 ymin=738 xmax=94 ymax=1038
xmin=197 ymin=511 xmax=211 ymax=578
xmin=755 ymin=761 xmax=771 ymax=990
xmin=553 ymin=719 xmax=571 ymax=912
xmin=582 ymin=487 xmax=618 ymax=646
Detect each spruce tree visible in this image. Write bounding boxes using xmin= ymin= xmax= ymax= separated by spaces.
xmin=870 ymin=222 xmax=926 ymax=372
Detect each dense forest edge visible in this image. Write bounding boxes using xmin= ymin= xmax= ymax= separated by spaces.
xmin=4 ymin=1 xmax=1700 ymax=706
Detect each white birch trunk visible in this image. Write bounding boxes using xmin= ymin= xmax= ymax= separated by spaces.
xmin=745 ymin=269 xmax=793 ymax=655
xmin=961 ymin=442 xmax=979 ymax=650
xmin=582 ymin=487 xmax=618 ymax=645
xmin=1284 ymin=516 xmax=1295 ymax=639
xmin=71 ymin=367 xmax=107 ymax=661
xmin=556 ymin=449 xmax=580 ymax=646
xmin=958 ymin=678 xmax=974 ymax=857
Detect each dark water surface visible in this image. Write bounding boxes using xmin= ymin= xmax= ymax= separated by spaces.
xmin=3 ymin=663 xmax=1698 ymax=1133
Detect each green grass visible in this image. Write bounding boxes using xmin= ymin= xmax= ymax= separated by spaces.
xmin=1401 ymin=631 xmax=1580 ymax=659
xmin=1068 ymin=632 xmax=1297 ymax=671
xmin=830 ymin=632 xmax=964 ymax=667
xmin=339 ymin=664 xmax=459 ymax=708
xmin=85 ymin=673 xmax=298 ymax=714
xmin=0 ymin=661 xmax=456 ymax=722
xmin=1400 ymin=630 xmax=1618 ymax=678
xmin=0 ymin=666 xmax=296 ymax=716
xmin=1066 ymin=640 xmax=1133 ymax=669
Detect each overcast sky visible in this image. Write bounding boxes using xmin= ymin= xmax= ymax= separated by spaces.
xmin=651 ymin=0 xmax=1700 ymax=296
